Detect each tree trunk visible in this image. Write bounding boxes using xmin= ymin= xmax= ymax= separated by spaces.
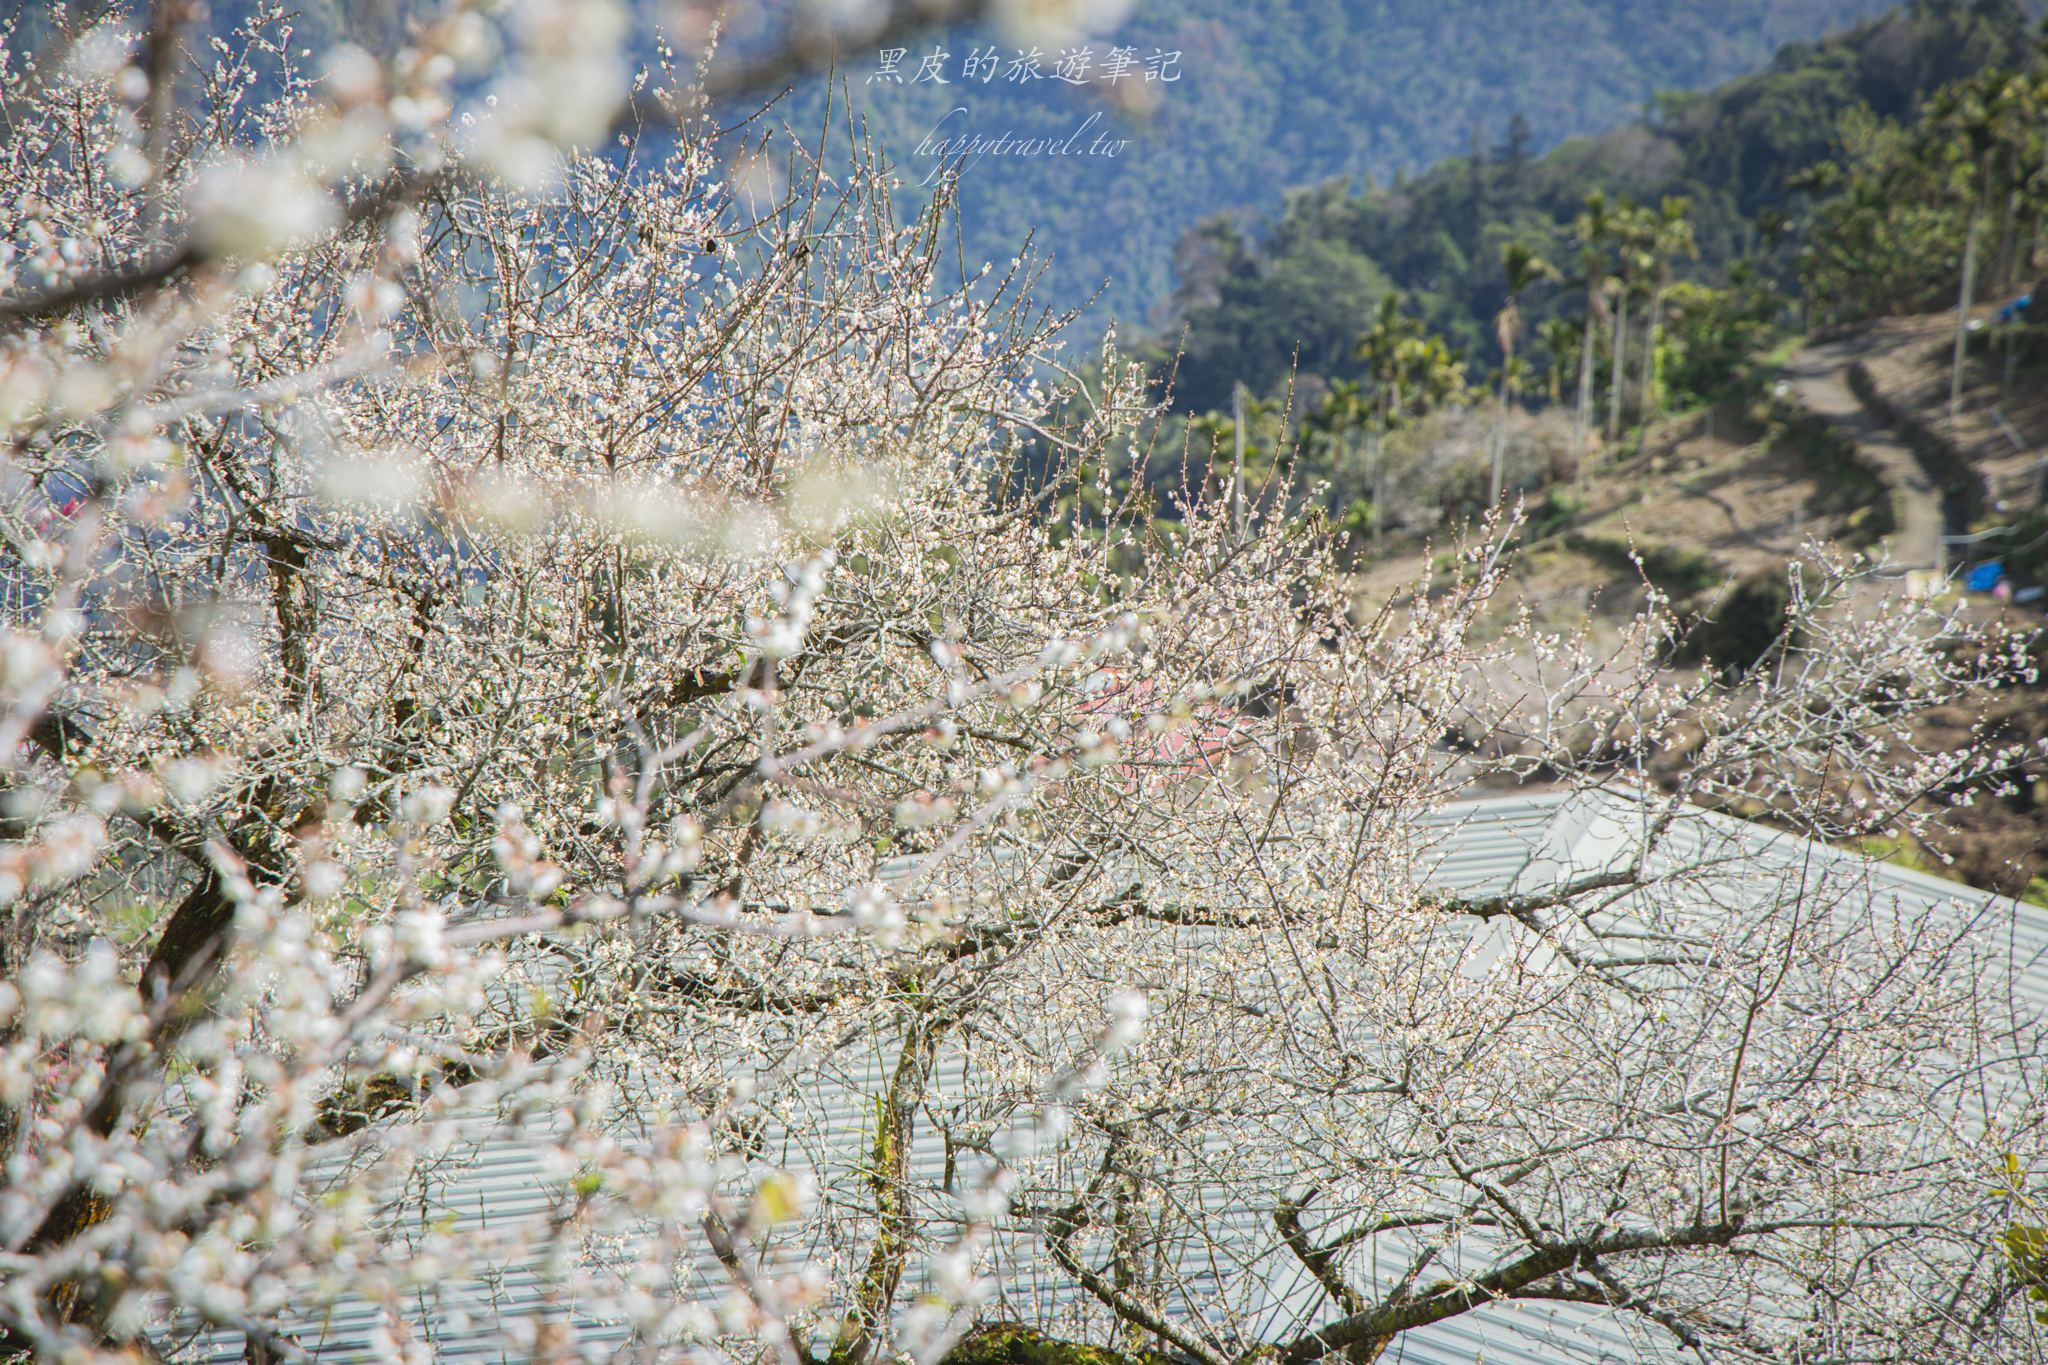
xmin=1490 ymin=386 xmax=1507 ymax=507
xmin=1606 ymin=287 xmax=1629 ymax=442
xmin=1370 ymin=414 xmax=1386 ymax=551
xmin=1639 ymin=287 xmax=1665 ymax=422
xmin=1490 ymin=349 xmax=1514 ymax=508
xmin=2037 ymin=116 xmax=2048 ymax=279
xmin=1951 ymin=198 xmax=1983 ymax=432
xmin=21 ymin=868 xmax=240 ymax=1331
xmin=830 ymin=1021 xmax=940 ymax=1365
xmin=1575 ymin=283 xmax=1598 ymax=452
xmin=1998 ymin=179 xmax=2019 ymax=299
xmin=942 ymin=1324 xmax=1176 ymax=1365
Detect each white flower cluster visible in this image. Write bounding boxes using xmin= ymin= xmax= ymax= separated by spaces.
xmin=1 ymin=4 xmax=2043 ymax=1363
xmin=748 ymin=553 xmax=836 ymax=661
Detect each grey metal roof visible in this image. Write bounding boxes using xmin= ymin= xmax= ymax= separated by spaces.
xmin=182 ymin=789 xmax=2048 ymax=1364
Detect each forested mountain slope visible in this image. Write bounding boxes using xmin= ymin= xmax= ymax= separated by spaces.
xmin=816 ymin=0 xmax=1908 ymax=318
xmin=171 ymin=0 xmax=1939 ymax=321
xmin=1144 ymin=0 xmax=2043 ymax=413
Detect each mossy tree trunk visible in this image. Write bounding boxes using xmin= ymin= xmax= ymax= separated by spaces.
xmin=829 ymin=1016 xmax=941 ymax=1365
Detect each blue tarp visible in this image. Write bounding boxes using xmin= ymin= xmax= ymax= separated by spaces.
xmin=1966 ymin=560 xmax=2006 ymax=592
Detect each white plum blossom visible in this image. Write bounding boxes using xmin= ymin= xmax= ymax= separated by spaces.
xmin=0 ymin=5 xmax=2042 ymax=1365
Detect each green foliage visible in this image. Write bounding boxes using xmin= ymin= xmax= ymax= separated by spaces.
xmin=1793 ymin=104 xmax=1972 ymax=315
xmin=1996 ymin=510 xmax=2048 ymax=583
xmin=828 ymin=0 xmax=1925 ymax=321
xmin=1168 ymin=227 xmax=1395 ymax=410
xmin=942 ymin=1323 xmax=1177 ymax=1365
xmin=1856 ymin=832 xmax=1939 ymax=873
xmin=1143 ymin=0 xmax=2038 ymax=416
xmin=1526 ymin=487 xmax=1584 ymax=539
xmin=1661 ymin=271 xmax=1787 ymax=404
xmin=1072 ymin=1 xmax=2047 ymax=555
xmin=2007 ymin=1222 xmax=2048 ymax=1315
xmin=2003 ymin=1155 xmax=2048 ymax=1326
xmin=1337 ymin=497 xmax=1378 ymax=540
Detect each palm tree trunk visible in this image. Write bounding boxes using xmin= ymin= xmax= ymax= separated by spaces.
xmin=1369 ymin=417 xmax=1385 ymax=551
xmin=2036 ymin=116 xmax=2048 ymax=280
xmin=1574 ymin=284 xmax=1598 ymax=450
xmin=1639 ymin=287 xmax=1665 ymax=422
xmin=1951 ymin=195 xmax=1984 ymax=432
xmin=1998 ymin=180 xmax=2019 ymax=298
xmin=1606 ymin=288 xmax=1629 ymax=442
xmin=1491 ymin=378 xmax=1508 ymax=506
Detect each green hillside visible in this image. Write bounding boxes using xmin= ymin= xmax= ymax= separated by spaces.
xmin=820 ymin=0 xmax=1908 ymax=319
xmin=1144 ymin=0 xmax=2040 ymax=414
xmin=200 ymin=0 xmax=1939 ymax=325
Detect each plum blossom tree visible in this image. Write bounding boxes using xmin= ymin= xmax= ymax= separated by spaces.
xmin=1 ymin=4 xmax=2046 ymax=1365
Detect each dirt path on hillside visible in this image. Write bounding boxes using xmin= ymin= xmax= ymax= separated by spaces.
xmin=1781 ymin=334 xmax=1946 ymax=575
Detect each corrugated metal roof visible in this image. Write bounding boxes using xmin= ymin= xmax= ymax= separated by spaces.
xmin=183 ymin=790 xmax=2048 ymax=1363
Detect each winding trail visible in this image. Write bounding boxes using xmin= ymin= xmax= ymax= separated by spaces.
xmin=1781 ymin=333 xmax=1946 ymax=576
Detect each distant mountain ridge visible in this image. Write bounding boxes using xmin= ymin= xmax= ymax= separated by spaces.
xmin=189 ymin=0 xmax=1919 ymax=325
xmin=1137 ymin=0 xmax=2047 ymax=413
xmin=814 ymin=0 xmax=1907 ymax=320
